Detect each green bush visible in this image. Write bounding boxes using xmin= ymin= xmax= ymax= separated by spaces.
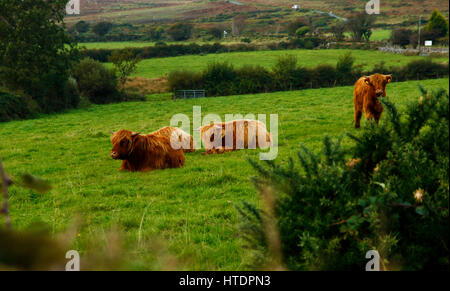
xmin=234 ymin=65 xmax=272 ymax=94
xmin=72 ymin=58 xmax=121 ymax=104
xmin=336 ymin=52 xmax=356 ymax=86
xmin=239 ymin=86 xmax=449 ymax=270
xmin=202 ymin=62 xmax=237 ymax=96
xmin=167 ymin=70 xmax=202 ymax=92
xmin=0 ymin=91 xmax=36 ymax=122
xmin=390 ymin=28 xmax=412 ymax=47
xmin=312 ymin=64 xmax=336 ymax=88
xmin=272 ymin=55 xmax=301 ymax=91
xmin=167 ymin=22 xmax=193 ymax=41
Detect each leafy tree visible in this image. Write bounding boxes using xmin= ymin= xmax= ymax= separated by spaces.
xmin=75 ymin=20 xmax=90 ymax=33
xmin=425 ymin=9 xmax=449 ymax=38
xmin=346 ymin=12 xmax=375 ymax=42
xmin=295 ymin=26 xmax=310 ymax=37
xmin=390 ymin=28 xmax=412 ymax=47
xmin=209 ymin=26 xmax=223 ymax=39
xmin=72 ymin=58 xmax=120 ymax=104
xmin=167 ymin=23 xmax=193 ymax=41
xmin=148 ymin=25 xmax=165 ymax=41
xmin=92 ymin=22 xmax=113 ymax=37
xmin=0 ymin=0 xmax=80 ymax=113
xmin=335 ymin=52 xmax=355 ymax=85
xmin=330 ymin=22 xmax=346 ymax=41
xmin=108 ymin=49 xmax=140 ymax=89
xmin=287 ymin=18 xmax=309 ymax=36
xmin=239 ymin=86 xmax=449 ymax=270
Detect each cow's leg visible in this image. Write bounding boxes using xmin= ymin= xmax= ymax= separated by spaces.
xmin=354 ymin=110 xmax=362 ymax=129
xmin=203 ymin=148 xmax=217 ymax=155
xmin=374 ymin=108 xmax=383 ymax=124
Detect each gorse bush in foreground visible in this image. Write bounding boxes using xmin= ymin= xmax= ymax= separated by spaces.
xmin=238 ymin=86 xmax=449 ymax=270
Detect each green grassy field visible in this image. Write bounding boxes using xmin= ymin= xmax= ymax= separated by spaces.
xmin=370 ymin=29 xmax=392 ymax=41
xmin=0 ymin=78 xmax=448 ymax=270
xmin=102 ymin=49 xmax=448 ymax=79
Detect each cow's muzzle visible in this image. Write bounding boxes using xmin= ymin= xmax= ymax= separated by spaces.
xmin=110 ymin=151 xmax=119 ymax=159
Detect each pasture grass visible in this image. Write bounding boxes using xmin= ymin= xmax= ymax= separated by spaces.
xmin=101 ymin=49 xmax=448 ymax=79
xmin=0 ymin=78 xmax=448 ymax=270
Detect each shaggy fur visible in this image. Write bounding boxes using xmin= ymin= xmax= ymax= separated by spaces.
xmin=110 ymin=130 xmax=185 ymax=172
xmin=354 ymin=73 xmax=392 ymax=128
xmin=152 ymin=126 xmax=195 ymax=153
xmin=200 ymin=119 xmax=272 ymax=155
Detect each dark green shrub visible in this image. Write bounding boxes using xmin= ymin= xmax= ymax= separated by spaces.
xmin=202 ymin=62 xmax=236 ymax=96
xmin=167 ymin=23 xmax=194 ymax=41
xmin=167 ymin=70 xmax=202 ymax=92
xmin=234 ymin=65 xmax=272 ymax=94
xmin=401 ymin=59 xmax=449 ymax=80
xmin=239 ymin=86 xmax=449 ymax=270
xmin=311 ymin=64 xmax=336 ymax=88
xmin=390 ymin=28 xmax=412 ymax=47
xmin=92 ymin=22 xmax=113 ymax=37
xmin=0 ymin=91 xmax=36 ymax=122
xmin=272 ymin=55 xmax=299 ymax=91
xmin=336 ymin=52 xmax=355 ymax=86
xmin=75 ymin=21 xmax=90 ymax=34
xmin=287 ymin=18 xmax=309 ymax=36
xmin=72 ymin=58 xmax=121 ymax=104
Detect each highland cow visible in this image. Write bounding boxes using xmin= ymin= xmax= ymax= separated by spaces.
xmin=353 ymin=73 xmax=392 ymax=128
xmin=110 ymin=130 xmax=185 ymax=172
xmin=199 ymin=119 xmax=272 ymax=155
xmin=152 ymin=126 xmax=195 ymax=153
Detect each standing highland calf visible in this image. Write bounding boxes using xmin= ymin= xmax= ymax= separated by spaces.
xmin=199 ymin=119 xmax=272 ymax=155
xmin=152 ymin=126 xmax=195 ymax=153
xmin=353 ymin=73 xmax=392 ymax=128
xmin=110 ymin=130 xmax=185 ymax=172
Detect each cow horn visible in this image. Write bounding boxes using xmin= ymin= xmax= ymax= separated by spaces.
xmin=110 ymin=131 xmax=115 ymax=135
xmin=131 ymin=132 xmax=140 ymax=137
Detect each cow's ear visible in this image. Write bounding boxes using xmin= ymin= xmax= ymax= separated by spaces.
xmin=364 ymin=77 xmax=371 ymax=86
xmin=385 ymin=75 xmax=392 ymax=83
xmin=131 ymin=132 xmax=140 ymax=137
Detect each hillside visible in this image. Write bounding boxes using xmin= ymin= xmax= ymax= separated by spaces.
xmin=66 ymin=0 xmax=449 ymax=26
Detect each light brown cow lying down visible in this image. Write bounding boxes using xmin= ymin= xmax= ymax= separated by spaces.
xmin=152 ymin=126 xmax=195 ymax=153
xmin=199 ymin=119 xmax=272 ymax=155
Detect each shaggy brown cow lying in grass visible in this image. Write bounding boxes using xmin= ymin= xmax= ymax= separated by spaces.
xmin=110 ymin=130 xmax=185 ymax=172
xmin=354 ymin=73 xmax=392 ymax=128
xmin=199 ymin=119 xmax=272 ymax=155
xmin=152 ymin=126 xmax=195 ymax=153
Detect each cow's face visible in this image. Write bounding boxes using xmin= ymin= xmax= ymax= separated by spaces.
xmin=110 ymin=130 xmax=140 ymax=160
xmin=364 ymin=74 xmax=392 ymax=97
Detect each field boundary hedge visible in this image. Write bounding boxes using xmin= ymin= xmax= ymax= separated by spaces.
xmin=168 ymin=56 xmax=449 ymax=97
xmin=81 ymin=38 xmax=327 ymax=62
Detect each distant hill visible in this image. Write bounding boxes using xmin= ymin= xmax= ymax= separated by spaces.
xmin=65 ymin=0 xmax=449 ymax=26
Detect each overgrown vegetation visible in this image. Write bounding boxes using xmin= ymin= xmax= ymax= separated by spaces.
xmin=238 ymin=86 xmax=449 ymax=270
